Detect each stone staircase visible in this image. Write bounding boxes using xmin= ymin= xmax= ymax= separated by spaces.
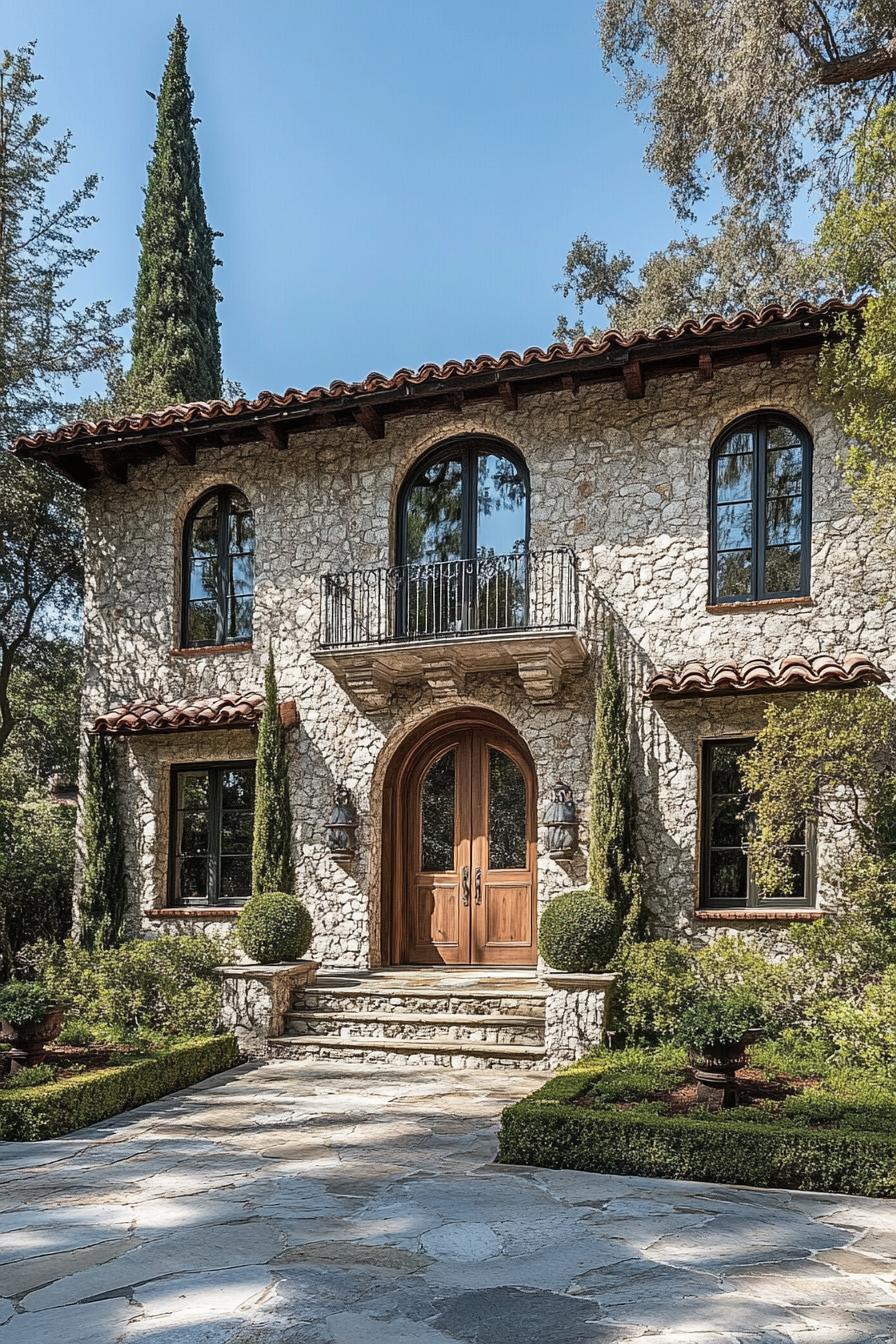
xmin=268 ymin=968 xmax=547 ymax=1070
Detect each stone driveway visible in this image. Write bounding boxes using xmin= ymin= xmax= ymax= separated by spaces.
xmin=0 ymin=1060 xmax=894 ymax=1344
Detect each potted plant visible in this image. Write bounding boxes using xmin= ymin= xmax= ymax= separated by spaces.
xmin=0 ymin=982 xmax=64 ymax=1075
xmin=675 ymin=989 xmax=761 ymax=1109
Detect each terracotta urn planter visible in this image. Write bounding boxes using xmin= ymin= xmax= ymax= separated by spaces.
xmin=688 ymin=1028 xmax=760 ymax=1110
xmin=0 ymin=1006 xmax=64 ymax=1075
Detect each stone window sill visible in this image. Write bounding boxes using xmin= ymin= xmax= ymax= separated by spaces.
xmin=148 ymin=907 xmax=242 ymax=920
xmin=706 ymin=597 xmax=814 ymax=615
xmin=170 ymin=642 xmax=253 ymax=659
xmin=695 ymin=909 xmax=823 ymax=923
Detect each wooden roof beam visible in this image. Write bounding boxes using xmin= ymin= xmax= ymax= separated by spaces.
xmin=498 ymin=381 xmax=518 ymax=411
xmin=353 ymin=405 xmax=386 ymax=440
xmin=87 ymin=448 xmax=127 ymax=484
xmin=698 ymin=351 xmax=713 ymax=381
xmin=622 ymin=359 xmax=645 ymax=399
xmin=158 ymin=436 xmax=196 ymax=466
xmin=257 ymin=421 xmax=291 ymax=450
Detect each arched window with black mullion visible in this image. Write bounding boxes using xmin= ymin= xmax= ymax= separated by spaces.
xmin=710 ymin=413 xmax=812 ymax=605
xmin=396 ymin=437 xmax=529 ymax=638
xmin=181 ymin=487 xmax=255 ymax=648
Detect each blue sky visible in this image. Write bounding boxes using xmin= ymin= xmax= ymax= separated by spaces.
xmin=4 ymin=1 xmax=805 ymax=402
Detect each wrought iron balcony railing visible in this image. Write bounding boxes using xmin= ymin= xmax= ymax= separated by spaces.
xmin=319 ymin=547 xmax=579 ymax=650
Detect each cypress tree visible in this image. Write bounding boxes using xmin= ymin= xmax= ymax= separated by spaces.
xmin=587 ymin=623 xmax=639 ymax=922
xmin=79 ymin=735 xmax=127 ymax=950
xmin=251 ymin=650 xmax=293 ymax=897
xmin=127 ymin=16 xmax=222 ymax=408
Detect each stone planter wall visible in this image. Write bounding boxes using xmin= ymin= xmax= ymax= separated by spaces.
xmin=216 ymin=961 xmax=319 ymax=1058
xmin=543 ymin=972 xmax=616 ymax=1068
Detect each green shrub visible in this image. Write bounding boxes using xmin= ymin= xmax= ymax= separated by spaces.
xmin=23 ymin=934 xmax=229 ymax=1043
xmin=236 ymin=892 xmax=312 ymax=963
xmin=694 ymin=937 xmax=788 ymax=1021
xmin=0 ymin=981 xmax=57 ymax=1026
xmin=539 ymin=890 xmax=618 ymax=972
xmin=586 ymin=1046 xmax=687 ymax=1104
xmin=614 ymin=939 xmax=696 ymax=1041
xmin=5 ymin=1062 xmax=57 ymax=1089
xmin=819 ymin=965 xmax=896 ymax=1069
xmin=675 ymin=988 xmax=761 ymax=1052
xmin=498 ymin=1059 xmax=896 ymax=1197
xmin=57 ymin=1019 xmax=98 ymax=1047
xmin=748 ymin=1029 xmax=833 ymax=1079
xmin=0 ymin=1035 xmax=239 ymax=1141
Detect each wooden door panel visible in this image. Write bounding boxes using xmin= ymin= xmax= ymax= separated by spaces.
xmin=471 ymin=736 xmax=537 ymax=966
xmin=413 ymin=879 xmax=461 ymax=951
xmin=481 ymin=880 xmax=533 ymax=946
xmin=403 ymin=737 xmax=471 ymax=965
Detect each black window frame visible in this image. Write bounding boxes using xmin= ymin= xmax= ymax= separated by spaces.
xmin=180 ymin=486 xmax=255 ymax=649
xmin=396 ymin=436 xmax=530 ymax=569
xmin=709 ymin=412 xmax=812 ymax=605
xmin=698 ymin=736 xmax=816 ymax=911
xmin=167 ymin=760 xmax=256 ymax=908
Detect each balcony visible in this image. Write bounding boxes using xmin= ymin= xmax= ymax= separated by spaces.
xmin=315 ymin=547 xmax=586 ymax=710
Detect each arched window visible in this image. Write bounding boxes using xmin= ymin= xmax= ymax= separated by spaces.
xmin=710 ymin=413 xmax=812 ymax=604
xmin=181 ymin=487 xmax=254 ymax=648
xmin=397 ymin=438 xmax=529 ymax=636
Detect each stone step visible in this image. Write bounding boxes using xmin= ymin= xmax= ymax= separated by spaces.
xmin=268 ymin=1033 xmax=546 ymax=1070
xmin=297 ymin=987 xmax=547 ymax=1017
xmin=283 ymin=1009 xmax=545 ymax=1046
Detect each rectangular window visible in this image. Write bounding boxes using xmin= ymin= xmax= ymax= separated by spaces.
xmin=699 ymin=738 xmax=815 ymax=909
xmin=169 ymin=762 xmax=255 ymax=907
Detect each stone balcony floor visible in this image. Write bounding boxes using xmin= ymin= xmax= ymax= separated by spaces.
xmin=0 ymin=1058 xmax=895 ymax=1343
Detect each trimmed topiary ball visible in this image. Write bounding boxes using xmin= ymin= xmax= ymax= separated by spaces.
xmin=236 ymin=892 xmax=312 ymax=964
xmin=538 ymin=889 xmax=618 ymax=972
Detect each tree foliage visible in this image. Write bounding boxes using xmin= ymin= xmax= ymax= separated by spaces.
xmin=0 ymin=458 xmax=83 ymax=766
xmin=251 ymin=651 xmax=293 ymax=898
xmin=79 ymin=735 xmax=127 ymax=952
xmin=125 ymin=16 xmax=222 ymax=410
xmin=555 ymin=211 xmax=830 ymax=340
xmin=599 ymin=0 xmax=896 ymax=224
xmin=0 ymin=636 xmax=81 ymax=802
xmin=557 ymin=2 xmax=894 ymax=335
xmin=817 ymin=103 xmax=896 ymax=520
xmin=0 ymin=41 xmax=120 ymax=785
xmin=0 ymin=800 xmax=73 ymax=977
xmin=0 ymin=42 xmax=125 ymax=446
xmin=742 ymin=688 xmax=896 ymax=897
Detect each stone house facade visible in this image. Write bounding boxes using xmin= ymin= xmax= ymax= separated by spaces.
xmin=14 ymin=298 xmax=893 ymax=976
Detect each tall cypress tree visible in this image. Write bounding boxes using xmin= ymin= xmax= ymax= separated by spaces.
xmin=127 ymin=16 xmax=222 ymax=408
xmin=251 ymin=650 xmax=293 ymax=897
xmin=79 ymin=735 xmax=127 ymax=950
xmin=587 ymin=623 xmax=639 ymax=919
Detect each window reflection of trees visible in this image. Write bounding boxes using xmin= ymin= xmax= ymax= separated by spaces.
xmin=488 ymin=749 xmax=527 ymax=869
xmin=420 ymin=750 xmax=456 ymax=872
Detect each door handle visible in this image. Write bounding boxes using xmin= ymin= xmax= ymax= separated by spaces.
xmin=475 ymin=867 xmax=482 ymax=905
xmin=461 ymin=866 xmax=470 ymax=907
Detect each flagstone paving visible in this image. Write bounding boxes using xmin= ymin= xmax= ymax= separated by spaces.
xmin=0 ymin=1059 xmax=895 ymax=1343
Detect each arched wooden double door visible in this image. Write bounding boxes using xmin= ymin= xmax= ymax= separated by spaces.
xmin=397 ymin=724 xmax=537 ymax=966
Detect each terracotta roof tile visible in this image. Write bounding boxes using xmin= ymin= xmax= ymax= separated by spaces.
xmin=11 ymin=297 xmax=863 ymax=455
xmin=91 ymin=691 xmax=294 ymax=735
xmin=645 ymin=653 xmax=888 ymax=701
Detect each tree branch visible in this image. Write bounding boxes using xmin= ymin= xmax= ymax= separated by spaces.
xmin=816 ymin=39 xmax=896 ymax=86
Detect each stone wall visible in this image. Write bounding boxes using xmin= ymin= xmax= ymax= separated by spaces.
xmin=79 ymin=350 xmax=896 ymax=965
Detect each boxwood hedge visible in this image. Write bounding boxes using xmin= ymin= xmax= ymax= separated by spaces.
xmin=0 ymin=1035 xmax=239 ymax=1141
xmin=498 ymin=1060 xmax=896 ymax=1198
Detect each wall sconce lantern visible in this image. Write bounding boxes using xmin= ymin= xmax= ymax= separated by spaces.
xmin=325 ymin=786 xmax=358 ymax=859
xmin=545 ymin=781 xmax=578 ymax=859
